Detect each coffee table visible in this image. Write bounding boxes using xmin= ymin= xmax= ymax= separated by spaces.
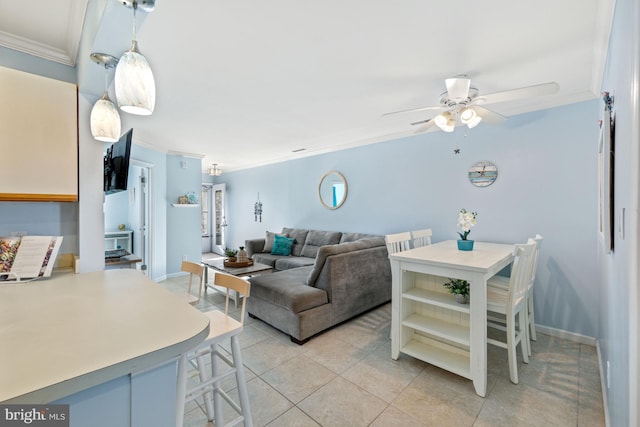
xmin=202 ymin=258 xmax=272 ymax=305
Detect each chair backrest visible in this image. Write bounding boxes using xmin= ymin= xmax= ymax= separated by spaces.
xmin=507 ymin=242 xmax=537 ymax=310
xmin=411 ymin=229 xmax=433 ymax=248
xmin=527 ymin=234 xmax=543 ymax=284
xmin=213 ymin=273 xmax=251 ymax=324
xmin=385 ymin=232 xmax=412 ymax=256
xmin=181 ymin=261 xmax=204 ymax=300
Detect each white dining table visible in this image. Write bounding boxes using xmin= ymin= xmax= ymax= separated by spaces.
xmin=389 ymin=240 xmax=514 ymax=397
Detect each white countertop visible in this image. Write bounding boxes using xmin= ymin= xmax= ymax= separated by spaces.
xmin=0 ymin=269 xmax=209 ymax=403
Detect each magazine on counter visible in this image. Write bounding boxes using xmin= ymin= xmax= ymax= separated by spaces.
xmin=0 ymin=236 xmax=63 ymax=281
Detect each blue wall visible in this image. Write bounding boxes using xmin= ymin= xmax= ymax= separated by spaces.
xmin=598 ymin=0 xmax=638 ymax=424
xmin=166 ymin=155 xmax=203 ymax=275
xmin=219 ymin=100 xmax=600 ymax=339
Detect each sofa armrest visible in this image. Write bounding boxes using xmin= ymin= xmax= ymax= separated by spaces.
xmin=245 ymin=238 xmax=265 ymax=258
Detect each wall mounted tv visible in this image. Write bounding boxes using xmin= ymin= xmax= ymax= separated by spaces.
xmin=104 ymin=128 xmax=132 ymax=195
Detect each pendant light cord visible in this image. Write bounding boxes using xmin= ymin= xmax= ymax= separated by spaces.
xmin=132 ymin=2 xmax=138 ymax=43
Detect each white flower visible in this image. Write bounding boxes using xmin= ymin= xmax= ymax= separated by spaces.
xmin=457 ymin=209 xmax=478 ymax=240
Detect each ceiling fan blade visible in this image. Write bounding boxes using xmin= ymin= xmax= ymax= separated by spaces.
xmin=410 ymin=118 xmax=431 ymax=126
xmin=383 ymin=105 xmax=445 ymax=116
xmin=473 ymin=106 xmax=506 ymax=124
xmin=413 ymin=120 xmax=436 ymax=134
xmin=477 ymin=82 xmax=559 ymax=105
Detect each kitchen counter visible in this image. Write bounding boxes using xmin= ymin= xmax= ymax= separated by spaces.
xmin=0 ymin=269 xmax=209 ymax=404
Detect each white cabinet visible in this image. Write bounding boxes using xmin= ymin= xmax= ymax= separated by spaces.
xmin=0 ymin=66 xmax=78 ymax=202
xmin=105 ymin=231 xmax=133 ymax=253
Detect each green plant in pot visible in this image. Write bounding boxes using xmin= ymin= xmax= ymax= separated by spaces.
xmin=443 ymin=278 xmax=470 ymax=304
xmin=225 ymin=248 xmax=238 ymax=261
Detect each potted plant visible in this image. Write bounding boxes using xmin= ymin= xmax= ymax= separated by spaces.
xmin=443 ymin=278 xmax=470 ymax=304
xmin=457 ymin=208 xmax=478 ymax=251
xmin=225 ymin=248 xmax=238 ymax=262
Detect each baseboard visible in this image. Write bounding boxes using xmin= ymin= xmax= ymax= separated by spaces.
xmin=596 ymin=341 xmax=611 ymax=427
xmin=535 ymin=324 xmax=597 ymax=346
xmin=164 ymin=271 xmax=188 ymax=280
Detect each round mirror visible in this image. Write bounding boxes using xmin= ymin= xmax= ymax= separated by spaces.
xmin=318 ymin=171 xmax=348 ymax=210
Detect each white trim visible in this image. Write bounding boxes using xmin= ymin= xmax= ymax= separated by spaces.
xmin=535 ymin=324 xmax=597 ymax=346
xmin=597 ymin=342 xmax=611 ymax=427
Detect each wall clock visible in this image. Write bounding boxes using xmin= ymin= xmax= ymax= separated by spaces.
xmin=468 ymin=161 xmax=498 ymax=187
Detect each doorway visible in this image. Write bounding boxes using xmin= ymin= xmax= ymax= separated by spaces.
xmin=128 ymin=161 xmax=153 ymax=275
xmin=201 ymin=183 xmax=226 ymax=256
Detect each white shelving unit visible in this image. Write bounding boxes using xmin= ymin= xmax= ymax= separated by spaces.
xmin=389 ymin=240 xmax=515 ymax=397
xmin=398 ymin=272 xmax=471 ymax=379
xmin=104 ymin=230 xmax=133 ymax=253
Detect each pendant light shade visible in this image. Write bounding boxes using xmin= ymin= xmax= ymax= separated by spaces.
xmin=90 ymin=53 xmax=121 ymax=142
xmin=115 ymin=40 xmax=155 ymax=115
xmin=115 ymin=0 xmax=156 ymax=116
xmin=91 ymin=92 xmax=121 ymax=142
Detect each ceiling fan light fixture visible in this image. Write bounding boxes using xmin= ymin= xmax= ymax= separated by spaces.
xmin=460 ymin=107 xmax=482 ymax=128
xmin=434 ymin=111 xmax=455 ymax=132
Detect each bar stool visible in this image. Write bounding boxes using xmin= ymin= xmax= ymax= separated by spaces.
xmin=176 ymin=273 xmax=253 ymax=427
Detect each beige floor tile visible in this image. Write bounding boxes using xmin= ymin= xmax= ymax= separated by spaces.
xmin=298 ymin=377 xmax=388 ymax=427
xmin=301 ymin=332 xmax=370 ymax=374
xmin=369 ymin=405 xmax=426 ymax=427
xmin=342 ymin=352 xmax=424 ymax=403
xmin=392 ymin=368 xmax=485 ymax=426
xmin=241 ymin=377 xmax=295 ymax=426
xmin=241 ymin=333 xmax=306 ymax=375
xmin=266 ymin=407 xmax=321 ymax=427
xmin=475 ymin=376 xmax=578 ymax=426
xmin=261 ymin=354 xmax=337 ymax=404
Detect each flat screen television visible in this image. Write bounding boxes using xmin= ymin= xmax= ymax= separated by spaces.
xmin=104 ymin=128 xmax=132 ymax=195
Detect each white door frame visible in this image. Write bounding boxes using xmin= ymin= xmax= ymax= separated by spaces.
xmin=130 ymin=159 xmax=153 ymax=277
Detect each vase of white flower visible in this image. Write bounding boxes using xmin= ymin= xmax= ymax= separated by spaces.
xmin=457 ymin=208 xmax=478 ymax=251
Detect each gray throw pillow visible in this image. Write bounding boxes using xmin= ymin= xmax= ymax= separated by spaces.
xmin=263 ymin=231 xmax=286 ymax=253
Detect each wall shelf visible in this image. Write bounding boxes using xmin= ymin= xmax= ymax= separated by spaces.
xmin=170 ymin=204 xmax=200 ymax=208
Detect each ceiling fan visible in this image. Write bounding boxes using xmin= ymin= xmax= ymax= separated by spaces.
xmin=384 ymin=75 xmax=559 ymax=133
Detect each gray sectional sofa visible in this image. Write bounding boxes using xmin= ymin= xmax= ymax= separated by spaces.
xmin=245 ymin=227 xmax=391 ymax=344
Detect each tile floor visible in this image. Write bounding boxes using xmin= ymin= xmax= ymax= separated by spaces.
xmin=160 ymin=265 xmax=605 ymax=427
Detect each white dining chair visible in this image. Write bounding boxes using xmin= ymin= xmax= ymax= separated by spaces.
xmin=486 ymin=242 xmax=537 ymax=384
xmin=487 ymin=235 xmax=543 ymax=356
xmin=410 ymin=228 xmax=433 ymax=248
xmin=385 ymin=232 xmax=412 ymax=256
xmin=177 ymin=260 xmax=205 ymax=305
xmin=176 ymin=273 xmax=253 ymax=427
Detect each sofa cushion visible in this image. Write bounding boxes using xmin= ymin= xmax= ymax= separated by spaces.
xmin=251 ymin=253 xmax=286 ymax=268
xmin=339 ymin=232 xmax=377 ymax=243
xmin=300 ymin=230 xmax=342 ymax=258
xmin=272 ymin=235 xmax=294 ymax=256
xmin=306 ymin=237 xmax=385 ymax=285
xmin=282 ymin=228 xmax=309 ymax=257
xmin=249 ymin=266 xmax=328 ymax=313
xmin=264 ymin=230 xmax=286 ymax=253
xmin=275 ymin=256 xmax=315 ymax=270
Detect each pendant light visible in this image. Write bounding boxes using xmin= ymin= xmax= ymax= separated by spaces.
xmin=115 ymin=0 xmax=156 ymax=116
xmin=208 ymin=164 xmax=222 ymax=176
xmin=90 ymin=53 xmax=121 ymax=142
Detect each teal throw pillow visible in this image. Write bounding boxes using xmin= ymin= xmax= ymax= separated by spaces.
xmin=271 ymin=235 xmax=294 ymax=256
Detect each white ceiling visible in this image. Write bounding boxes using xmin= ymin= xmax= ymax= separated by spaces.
xmin=1 ymin=0 xmax=615 ymax=173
